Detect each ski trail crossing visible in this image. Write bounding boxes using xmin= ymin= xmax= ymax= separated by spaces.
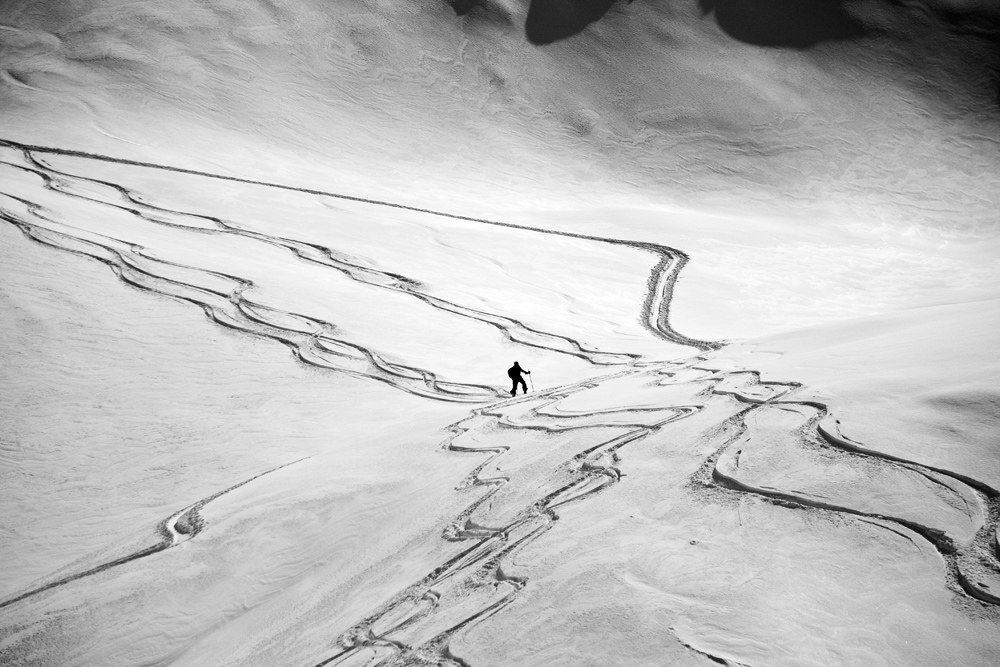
xmin=0 ymin=142 xmax=996 ymax=667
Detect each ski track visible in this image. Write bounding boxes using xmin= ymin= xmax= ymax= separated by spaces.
xmin=0 ymin=138 xmax=720 ymax=364
xmin=1 ymin=140 xmax=997 ymax=665
xmin=312 ymin=360 xmax=999 ymax=667
xmin=0 ymin=147 xmax=638 ymax=405
xmin=0 ymin=458 xmax=308 ymax=611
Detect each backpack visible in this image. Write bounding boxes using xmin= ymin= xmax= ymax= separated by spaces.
xmin=507 ymin=366 xmax=517 ymax=379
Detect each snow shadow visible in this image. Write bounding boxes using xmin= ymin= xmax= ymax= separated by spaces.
xmin=512 ymin=0 xmax=864 ymax=48
xmin=700 ymin=0 xmax=866 ymax=48
xmin=524 ymin=0 xmax=619 ymax=44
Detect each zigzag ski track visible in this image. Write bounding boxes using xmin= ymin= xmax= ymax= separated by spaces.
xmin=310 ymin=360 xmax=1000 ymax=666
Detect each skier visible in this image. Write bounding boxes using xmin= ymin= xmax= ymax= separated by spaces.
xmin=507 ymin=361 xmax=531 ymax=396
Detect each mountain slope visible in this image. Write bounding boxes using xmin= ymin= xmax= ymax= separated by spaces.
xmin=1 ymin=1 xmax=999 ymax=665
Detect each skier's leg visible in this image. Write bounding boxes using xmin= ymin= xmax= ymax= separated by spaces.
xmin=519 ymin=378 xmax=527 ymax=394
xmin=510 ymin=378 xmax=518 ymax=396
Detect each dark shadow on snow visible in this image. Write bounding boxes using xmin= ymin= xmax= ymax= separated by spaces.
xmin=700 ymin=0 xmax=866 ymax=48
xmin=451 ymin=0 xmax=481 ymax=14
xmin=525 ymin=0 xmax=619 ymax=44
xmin=518 ymin=0 xmax=863 ymax=48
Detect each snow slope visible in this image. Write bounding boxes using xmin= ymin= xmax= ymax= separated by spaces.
xmin=3 ymin=202 xmax=998 ymax=664
xmin=2 ymin=0 xmax=999 ymax=337
xmin=1 ymin=0 xmax=999 ymax=665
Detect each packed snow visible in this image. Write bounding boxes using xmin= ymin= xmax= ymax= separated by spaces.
xmin=1 ymin=0 xmax=998 ymax=666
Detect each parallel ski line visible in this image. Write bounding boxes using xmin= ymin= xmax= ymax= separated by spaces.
xmin=6 ymin=153 xmax=638 ymax=367
xmin=0 ymin=138 xmax=719 ymax=350
xmin=309 ymin=362 xmax=723 ymax=667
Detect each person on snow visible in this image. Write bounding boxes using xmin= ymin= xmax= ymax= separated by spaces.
xmin=508 ymin=361 xmax=531 ymax=396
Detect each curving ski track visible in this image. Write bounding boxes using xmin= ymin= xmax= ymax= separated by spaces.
xmin=0 ymin=138 xmax=720 ymax=372
xmin=0 ymin=458 xmax=308 ymax=611
xmin=308 ymin=361 xmax=1000 ymax=667
xmin=1 ymin=140 xmax=997 ymax=666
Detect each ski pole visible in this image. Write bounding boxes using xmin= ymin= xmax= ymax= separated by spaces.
xmin=528 ymin=372 xmax=534 ymax=392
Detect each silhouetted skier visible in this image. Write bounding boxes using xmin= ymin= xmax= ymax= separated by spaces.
xmin=508 ymin=361 xmax=531 ymax=396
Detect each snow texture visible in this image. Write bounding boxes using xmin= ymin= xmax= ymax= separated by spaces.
xmin=1 ymin=1 xmax=998 ymax=666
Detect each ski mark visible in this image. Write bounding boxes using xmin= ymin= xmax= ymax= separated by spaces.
xmin=0 ymin=458 xmax=308 ymax=610
xmin=0 ymin=137 xmax=717 ymax=352
xmin=2 ymin=139 xmax=997 ymax=667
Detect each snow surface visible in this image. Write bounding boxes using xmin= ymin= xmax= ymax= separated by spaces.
xmin=1 ymin=0 xmax=999 ymax=665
